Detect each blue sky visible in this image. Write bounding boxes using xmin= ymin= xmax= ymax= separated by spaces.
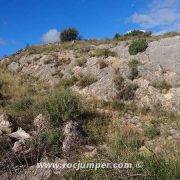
xmin=0 ymin=0 xmax=180 ymax=57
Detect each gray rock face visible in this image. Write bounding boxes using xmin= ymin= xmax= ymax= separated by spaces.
xmin=12 ymin=140 xmax=25 ymax=153
xmin=169 ymin=129 xmax=180 ymax=139
xmin=9 ymin=128 xmax=31 ymax=140
xmin=34 ymin=114 xmax=49 ymax=132
xmin=2 ymin=36 xmax=180 ymax=113
xmin=112 ymin=36 xmax=180 ymax=87
xmin=8 ymin=62 xmax=19 ymax=72
xmin=163 ymin=88 xmax=180 ymax=111
xmin=146 ymin=36 xmax=180 ymax=74
xmin=62 ymin=121 xmax=86 ymax=156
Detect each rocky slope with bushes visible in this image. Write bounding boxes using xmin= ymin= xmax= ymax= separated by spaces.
xmin=0 ymin=35 xmax=179 ymax=179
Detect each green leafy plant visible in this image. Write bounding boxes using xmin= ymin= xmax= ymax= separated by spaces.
xmin=125 ymin=30 xmax=152 ymax=37
xmin=129 ymin=39 xmax=148 ymax=55
xmin=60 ymin=28 xmax=79 ymax=42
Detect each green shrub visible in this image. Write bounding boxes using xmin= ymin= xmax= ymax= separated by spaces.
xmin=77 ymin=75 xmax=98 ymax=88
xmin=128 ymin=39 xmax=148 ymax=55
xmin=125 ymin=30 xmax=152 ymax=37
xmin=60 ymin=28 xmax=79 ymax=42
xmin=113 ymin=30 xmax=152 ymax=41
xmin=152 ymin=80 xmax=172 ymax=92
xmin=35 ymin=89 xmax=83 ymax=126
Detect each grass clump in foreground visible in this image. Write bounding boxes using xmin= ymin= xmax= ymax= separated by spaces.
xmin=62 ymin=120 xmax=180 ymax=180
xmin=35 ymin=88 xmax=84 ymax=126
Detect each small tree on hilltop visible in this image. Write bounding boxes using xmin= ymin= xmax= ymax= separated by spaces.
xmin=60 ymin=28 xmax=79 ymax=42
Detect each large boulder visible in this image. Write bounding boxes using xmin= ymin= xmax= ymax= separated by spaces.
xmin=0 ymin=114 xmax=12 ymax=133
xmin=12 ymin=139 xmax=25 ymax=153
xmin=146 ymin=36 xmax=180 ymax=74
xmin=112 ymin=36 xmax=180 ymax=87
xmin=7 ymin=62 xmax=20 ymax=72
xmin=9 ymin=128 xmax=31 ymax=140
xmin=163 ymin=88 xmax=180 ymax=112
xmin=34 ymin=114 xmax=49 ymax=132
xmin=62 ymin=121 xmax=87 ymax=156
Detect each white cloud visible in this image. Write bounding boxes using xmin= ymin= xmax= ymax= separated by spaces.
xmin=42 ymin=29 xmax=60 ymax=44
xmin=131 ymin=0 xmax=180 ymax=32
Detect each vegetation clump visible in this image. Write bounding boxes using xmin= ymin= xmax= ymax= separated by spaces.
xmin=114 ymin=30 xmax=152 ymax=41
xmin=77 ymin=74 xmax=98 ymax=88
xmin=60 ymin=28 xmax=79 ymax=42
xmin=129 ymin=39 xmax=148 ymax=55
xmin=113 ymin=74 xmax=138 ymax=100
xmin=128 ymin=59 xmax=139 ymax=80
xmin=152 ymin=79 xmax=172 ymax=92
xmin=36 ymin=89 xmax=83 ymax=126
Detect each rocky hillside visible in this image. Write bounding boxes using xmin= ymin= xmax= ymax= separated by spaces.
xmin=2 ymin=36 xmax=180 ymax=112
xmin=0 ymin=36 xmax=180 ymax=179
